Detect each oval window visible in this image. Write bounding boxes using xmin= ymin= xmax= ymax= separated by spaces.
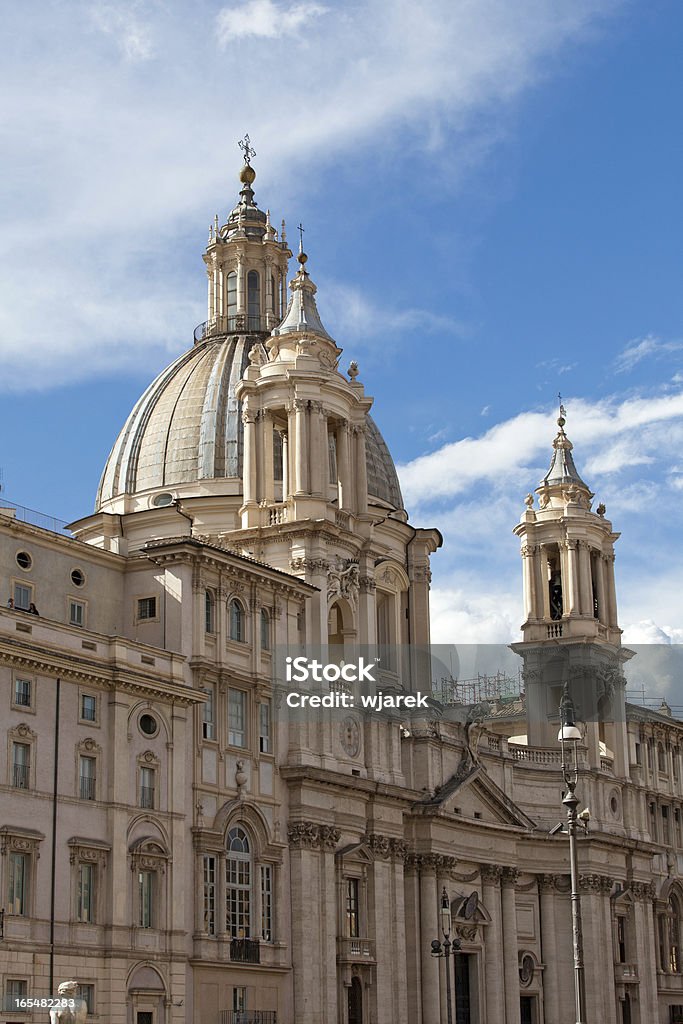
xmin=152 ymin=493 xmax=174 ymax=508
xmin=16 ymin=551 xmax=32 ymax=570
xmin=139 ymin=714 xmax=158 ymax=736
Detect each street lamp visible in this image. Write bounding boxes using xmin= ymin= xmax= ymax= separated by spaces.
xmin=558 ymin=685 xmax=587 ymax=1024
xmin=430 ymin=887 xmax=459 ymax=1024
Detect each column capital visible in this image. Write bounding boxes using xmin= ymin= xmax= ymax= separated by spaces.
xmin=501 ymin=866 xmax=518 ymax=887
xmin=480 ymin=864 xmax=503 ymax=885
xmin=579 ymin=873 xmax=614 ymax=894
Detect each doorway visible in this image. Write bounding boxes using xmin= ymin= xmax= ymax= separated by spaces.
xmin=348 ymin=977 xmax=362 ymax=1024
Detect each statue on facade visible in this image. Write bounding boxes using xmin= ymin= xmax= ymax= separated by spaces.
xmin=48 ymin=981 xmax=87 ymax=1023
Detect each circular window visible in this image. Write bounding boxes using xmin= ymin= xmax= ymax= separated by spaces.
xmin=152 ymin=492 xmax=174 ymax=508
xmin=610 ymin=790 xmax=621 ymax=818
xmin=139 ymin=714 xmax=158 ymax=736
xmin=71 ymin=568 xmax=86 ymax=588
xmin=16 ymin=551 xmax=32 ymax=570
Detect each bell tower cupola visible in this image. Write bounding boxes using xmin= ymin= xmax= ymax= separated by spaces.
xmin=199 ymin=135 xmax=292 ymax=342
xmin=514 ymin=404 xmax=621 ymax=646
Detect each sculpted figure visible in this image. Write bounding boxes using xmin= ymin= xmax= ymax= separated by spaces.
xmin=49 ymin=981 xmax=87 ymax=1024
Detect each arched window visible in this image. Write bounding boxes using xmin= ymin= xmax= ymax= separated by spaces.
xmin=260 ymin=609 xmax=270 ymax=651
xmin=229 ymin=599 xmax=245 ymax=643
xmin=226 ymin=827 xmax=251 ymax=937
xmin=205 ymin=590 xmax=215 ymax=634
xmin=247 ymin=271 xmax=260 ymax=328
xmin=227 ymin=271 xmax=237 ymax=324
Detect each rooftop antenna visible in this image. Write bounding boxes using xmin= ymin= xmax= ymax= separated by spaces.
xmin=238 ymin=133 xmax=256 ymax=166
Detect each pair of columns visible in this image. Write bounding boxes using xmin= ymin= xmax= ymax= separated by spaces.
xmin=522 ymin=541 xmax=618 ymax=626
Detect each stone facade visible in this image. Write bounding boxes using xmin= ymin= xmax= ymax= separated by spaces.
xmin=1 ymin=159 xmax=683 ymax=1024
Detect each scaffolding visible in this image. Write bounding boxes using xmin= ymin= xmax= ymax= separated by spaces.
xmin=432 ymin=668 xmax=523 ymax=707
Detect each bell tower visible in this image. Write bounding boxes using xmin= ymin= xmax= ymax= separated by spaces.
xmin=512 ymin=405 xmax=631 ymax=773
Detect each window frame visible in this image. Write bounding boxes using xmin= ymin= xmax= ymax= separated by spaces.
xmin=68 ymin=596 xmax=87 ymax=628
xmin=136 ymin=595 xmax=158 ymax=622
xmin=202 ymin=685 xmax=215 ymax=741
xmin=228 ymin=598 xmax=246 ymax=643
xmin=79 ymin=754 xmax=97 ymax=801
xmin=12 ymin=676 xmax=33 ymax=711
xmin=77 ymin=861 xmax=96 ymax=923
xmin=79 ymin=691 xmax=98 ymax=725
xmin=12 ymin=579 xmax=33 ymax=612
xmin=205 ymin=589 xmax=216 ymax=634
xmin=11 ymin=740 xmax=31 ymax=790
xmin=139 ymin=765 xmax=156 ymax=809
xmin=259 ymin=700 xmax=272 ymax=755
xmin=228 ymin=688 xmax=247 ymax=748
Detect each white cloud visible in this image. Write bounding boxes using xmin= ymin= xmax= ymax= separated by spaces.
xmin=89 ymin=2 xmax=154 ymax=61
xmin=430 ymin=585 xmax=520 ymax=645
xmin=0 ymin=0 xmax=622 ymax=389
xmin=216 ymin=0 xmax=326 ymax=43
xmin=615 ymin=333 xmax=683 ymax=373
xmin=397 ymin=390 xmax=683 ymax=507
xmin=321 ymin=281 xmax=465 ymax=345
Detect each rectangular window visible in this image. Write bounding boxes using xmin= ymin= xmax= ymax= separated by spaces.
xmin=77 ymin=862 xmax=95 ymax=923
xmin=79 ymin=755 xmax=97 ymax=800
xmin=5 ymin=979 xmax=27 ymax=1012
xmin=8 ymin=851 xmax=28 ymax=915
xmin=12 ymin=741 xmax=30 ymax=789
xmin=663 ymin=805 xmax=672 ymax=845
xmin=226 ymin=857 xmax=251 ymax=937
xmin=139 ymin=766 xmax=155 ymax=809
xmin=650 ymin=802 xmax=658 ymax=841
xmin=13 ymin=582 xmax=32 ymax=611
xmin=676 ymin=808 xmax=682 ymax=848
xmin=228 ymin=689 xmax=247 ymax=748
xmin=259 ymin=701 xmax=271 ymax=754
xmin=137 ymin=596 xmax=157 ymax=621
xmin=617 ymin=915 xmax=626 ymax=963
xmin=260 ymin=610 xmax=270 ymax=650
xmin=76 ymin=984 xmax=94 ymax=1014
xmin=346 ymin=878 xmax=360 ymax=938
xmin=13 ymin=677 xmax=32 ymax=708
xmin=138 ymin=870 xmax=154 ymax=928
xmin=81 ymin=693 xmax=97 ymax=722
xmin=233 ymin=987 xmax=246 ymax=1013
xmin=261 ymin=864 xmax=273 ymax=941
xmin=137 ymin=1013 xmax=154 ymax=1024
xmin=203 ymin=855 xmax=216 ymax=935
xmin=635 ymin=742 xmax=642 ymax=765
xmin=202 ymin=687 xmax=215 ymax=740
xmin=69 ymin=599 xmax=86 ymax=627
xmin=205 ymin=590 xmax=215 ymax=633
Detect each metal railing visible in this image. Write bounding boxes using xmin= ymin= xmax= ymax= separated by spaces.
xmin=0 ymin=499 xmax=71 ymax=536
xmin=194 ymin=315 xmax=268 ymax=342
xmin=219 ymin=1013 xmax=276 ymax=1024
xmin=80 ymin=775 xmax=96 ymax=800
xmin=230 ymin=937 xmax=260 ymax=963
xmin=12 ymin=763 xmax=30 ymax=788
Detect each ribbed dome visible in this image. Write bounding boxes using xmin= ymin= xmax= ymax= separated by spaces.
xmin=96 ymin=335 xmax=403 ymax=512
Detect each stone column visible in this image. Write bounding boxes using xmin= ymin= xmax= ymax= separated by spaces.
xmin=538 ymin=875 xmax=560 ymax=1024
xmin=337 ymin=420 xmax=351 ymax=510
xmin=262 ymin=412 xmax=274 ymax=502
xmin=295 ymin=399 xmax=309 ymax=494
xmin=419 ymin=857 xmax=441 ymax=1024
xmin=309 ymin=402 xmax=325 ymax=497
xmin=354 ymin=424 xmax=368 ymax=515
xmin=403 ymin=854 xmax=423 ymax=1024
xmin=578 ymin=542 xmax=592 ymax=617
xmin=632 ymin=882 xmax=658 ymax=1022
xmin=242 ymin=409 xmax=257 ymax=506
xmin=501 ymin=867 xmax=520 ymax=1024
xmin=566 ymin=539 xmax=580 ymax=615
xmin=580 ymin=874 xmax=617 ymax=1024
xmin=521 ymin=545 xmax=535 ymax=620
xmin=481 ymin=865 xmax=505 ymax=1024
xmin=606 ymin=553 xmax=618 ymax=628
xmin=280 ymin=430 xmax=289 ymax=501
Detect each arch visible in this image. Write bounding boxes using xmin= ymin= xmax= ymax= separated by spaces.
xmin=213 ymin=798 xmax=273 ymax=853
xmin=228 ymin=597 xmax=246 ymax=642
xmin=126 ymin=815 xmax=171 ymax=851
xmin=126 ymin=962 xmax=167 ymax=993
xmin=125 ymin=701 xmax=171 ymax=744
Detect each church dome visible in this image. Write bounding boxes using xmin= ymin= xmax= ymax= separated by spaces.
xmin=96 ymin=333 xmax=403 ymax=512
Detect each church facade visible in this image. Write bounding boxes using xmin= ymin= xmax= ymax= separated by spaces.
xmin=1 ymin=154 xmax=683 ymax=1024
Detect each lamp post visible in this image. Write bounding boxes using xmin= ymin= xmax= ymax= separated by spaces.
xmin=430 ymin=887 xmax=459 ymax=1024
xmin=558 ymin=686 xmax=587 ymax=1024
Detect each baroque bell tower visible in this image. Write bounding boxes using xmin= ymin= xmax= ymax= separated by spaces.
xmin=512 ymin=406 xmax=631 ymax=774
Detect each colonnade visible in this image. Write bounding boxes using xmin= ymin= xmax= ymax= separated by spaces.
xmin=521 ymin=540 xmax=618 ymax=627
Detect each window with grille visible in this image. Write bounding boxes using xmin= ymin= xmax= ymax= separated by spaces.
xmin=139 ymin=766 xmax=156 ymax=809
xmin=137 ymin=596 xmax=157 ymax=621
xmin=5 ymin=979 xmax=27 ymax=1011
xmin=226 ymin=827 xmax=251 ymax=937
xmin=79 ymin=755 xmax=97 ymax=800
xmin=76 ymin=986 xmax=94 ymax=1014
xmin=81 ymin=693 xmax=97 ymax=721
xmin=12 ymin=742 xmax=30 ymax=788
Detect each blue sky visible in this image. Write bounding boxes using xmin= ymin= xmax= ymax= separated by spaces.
xmin=2 ymin=0 xmax=683 ymax=669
